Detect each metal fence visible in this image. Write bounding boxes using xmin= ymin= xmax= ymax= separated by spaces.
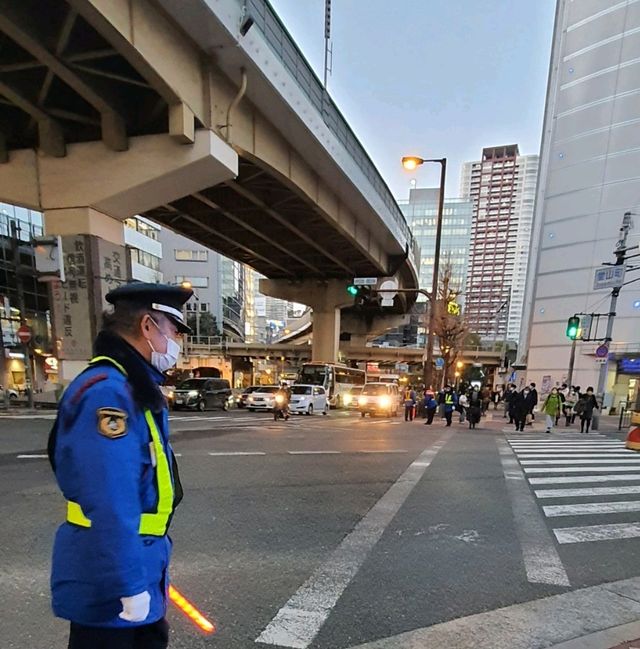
xmin=244 ymin=0 xmax=417 ymax=269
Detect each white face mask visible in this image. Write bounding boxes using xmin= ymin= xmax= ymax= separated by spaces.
xmin=147 ymin=317 xmax=181 ymax=372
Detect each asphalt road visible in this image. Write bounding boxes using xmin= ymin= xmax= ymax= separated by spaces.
xmin=0 ymin=408 xmax=637 ymax=649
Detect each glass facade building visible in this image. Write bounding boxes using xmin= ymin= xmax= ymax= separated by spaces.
xmin=398 ymin=188 xmax=473 ymax=304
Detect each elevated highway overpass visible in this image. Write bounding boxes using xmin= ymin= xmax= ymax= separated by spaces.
xmin=0 ymin=0 xmax=419 ymax=377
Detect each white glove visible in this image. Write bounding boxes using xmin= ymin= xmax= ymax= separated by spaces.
xmin=119 ymin=591 xmax=151 ymax=622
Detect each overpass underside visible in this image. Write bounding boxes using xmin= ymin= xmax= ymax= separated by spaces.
xmin=143 ymin=155 xmax=380 ymax=280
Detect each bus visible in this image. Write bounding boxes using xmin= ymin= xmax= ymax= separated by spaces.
xmin=297 ymin=363 xmax=366 ymax=407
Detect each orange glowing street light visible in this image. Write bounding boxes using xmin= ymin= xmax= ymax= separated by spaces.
xmin=180 ymin=280 xmax=193 ymax=290
xmin=401 ymin=153 xmax=447 ymax=390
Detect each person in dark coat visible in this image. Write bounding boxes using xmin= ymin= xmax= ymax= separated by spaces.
xmin=512 ymin=389 xmax=530 ymax=432
xmin=467 ymin=390 xmax=482 ymax=429
xmin=528 ymin=382 xmax=539 ymax=420
xmin=423 ymin=391 xmax=437 ymax=425
xmin=578 ymin=386 xmax=599 ymax=434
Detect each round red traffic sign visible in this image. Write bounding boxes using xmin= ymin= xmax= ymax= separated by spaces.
xmin=17 ymin=325 xmax=32 ymax=344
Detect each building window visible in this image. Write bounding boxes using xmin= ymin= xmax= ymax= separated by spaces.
xmin=175 ymin=249 xmax=208 ymax=262
xmin=135 ymin=249 xmax=160 ymax=271
xmin=175 ymin=275 xmax=208 ymax=288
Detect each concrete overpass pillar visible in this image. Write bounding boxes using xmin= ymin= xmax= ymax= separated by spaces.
xmin=259 ymin=279 xmax=353 ymax=363
xmin=44 ymin=208 xmax=128 ymax=383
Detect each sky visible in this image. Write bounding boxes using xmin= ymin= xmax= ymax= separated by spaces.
xmin=269 ymin=0 xmax=557 ymax=199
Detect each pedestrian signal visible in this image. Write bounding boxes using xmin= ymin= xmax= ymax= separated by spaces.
xmin=566 ymin=316 xmax=580 ymax=340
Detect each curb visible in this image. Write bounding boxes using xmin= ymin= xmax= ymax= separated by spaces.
xmin=548 ymin=621 xmax=640 ymax=649
xmin=347 ymin=576 xmax=640 ymax=649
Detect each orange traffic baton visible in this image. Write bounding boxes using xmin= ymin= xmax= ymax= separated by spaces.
xmin=168 ymin=585 xmax=216 ymax=634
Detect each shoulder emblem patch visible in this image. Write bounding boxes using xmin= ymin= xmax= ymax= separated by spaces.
xmin=97 ymin=408 xmax=128 ymax=439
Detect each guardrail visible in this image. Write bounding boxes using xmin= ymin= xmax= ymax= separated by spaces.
xmin=244 ymin=0 xmax=417 ymax=270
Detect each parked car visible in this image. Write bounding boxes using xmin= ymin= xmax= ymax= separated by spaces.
xmin=172 ymin=378 xmax=233 ymax=412
xmin=358 ymin=382 xmax=399 ymax=417
xmin=236 ymin=385 xmax=261 ymax=409
xmin=342 ymin=386 xmax=363 ymax=409
xmin=289 ymin=384 xmax=329 ymax=416
xmin=246 ymin=386 xmax=279 ymax=411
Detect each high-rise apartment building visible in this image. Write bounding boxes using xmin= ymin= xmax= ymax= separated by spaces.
xmin=521 ymin=0 xmax=640 ymax=402
xmin=460 ymin=145 xmax=538 ymax=342
xmin=398 ymin=188 xmax=473 ymax=302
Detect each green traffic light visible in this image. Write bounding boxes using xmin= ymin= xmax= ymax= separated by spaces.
xmin=566 ymin=316 xmax=580 ymax=340
xmin=347 ymin=285 xmax=358 ymax=296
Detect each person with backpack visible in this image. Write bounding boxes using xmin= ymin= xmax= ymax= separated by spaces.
xmin=577 ymin=387 xmax=599 ymax=433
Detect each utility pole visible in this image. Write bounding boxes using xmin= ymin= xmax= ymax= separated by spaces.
xmin=10 ymin=221 xmax=35 ymax=409
xmin=323 ymin=0 xmax=332 ymax=89
xmin=592 ymin=211 xmax=633 ymax=430
xmin=566 ymin=338 xmax=577 ymax=388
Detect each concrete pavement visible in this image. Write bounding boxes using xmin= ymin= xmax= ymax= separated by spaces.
xmin=1 ymin=409 xmax=640 ymax=648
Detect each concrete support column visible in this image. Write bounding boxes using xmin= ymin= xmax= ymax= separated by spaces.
xmin=44 ymin=208 xmax=127 ymax=383
xmin=310 ymin=309 xmax=341 ymax=363
xmin=259 ymin=279 xmax=354 ymax=364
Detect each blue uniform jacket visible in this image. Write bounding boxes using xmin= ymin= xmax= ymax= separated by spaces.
xmin=50 ymin=333 xmax=177 ymax=627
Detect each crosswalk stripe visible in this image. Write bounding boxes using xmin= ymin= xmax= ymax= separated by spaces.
xmin=529 ymin=474 xmax=640 ymax=484
xmin=510 ymin=442 xmax=621 ymax=447
xmin=525 ymin=466 xmax=640 ymax=474
xmin=518 ymin=454 xmax=634 ymax=459
xmin=535 ymin=486 xmax=640 ymax=498
xmin=511 ymin=442 xmax=624 ymax=453
xmin=512 ymin=448 xmax=626 ymax=452
xmin=521 ymin=459 xmax=640 ymax=466
xmin=544 ymin=501 xmax=640 ymax=517
xmin=554 ymin=522 xmax=640 ymax=544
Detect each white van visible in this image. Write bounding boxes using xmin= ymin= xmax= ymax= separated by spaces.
xmin=289 ymin=384 xmax=329 ymax=416
xmin=358 ymin=382 xmax=399 ymax=417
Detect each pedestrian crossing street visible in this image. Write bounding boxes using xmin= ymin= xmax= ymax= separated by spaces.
xmin=508 ymin=434 xmax=640 ymax=546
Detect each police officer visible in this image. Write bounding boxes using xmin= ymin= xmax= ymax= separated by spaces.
xmin=48 ymin=282 xmax=192 ymax=649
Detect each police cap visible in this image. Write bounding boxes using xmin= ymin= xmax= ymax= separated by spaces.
xmin=105 ymin=282 xmax=194 ymax=333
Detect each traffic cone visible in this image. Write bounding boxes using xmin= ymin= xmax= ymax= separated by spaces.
xmin=626 ymin=426 xmax=640 ymax=451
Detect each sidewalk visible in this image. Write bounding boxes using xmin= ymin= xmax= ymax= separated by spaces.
xmin=348 ymin=576 xmax=640 ymax=649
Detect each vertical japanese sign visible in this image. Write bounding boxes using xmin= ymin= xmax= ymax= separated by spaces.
xmin=51 ymin=236 xmax=93 ymax=360
xmin=96 ymin=239 xmax=126 ymax=309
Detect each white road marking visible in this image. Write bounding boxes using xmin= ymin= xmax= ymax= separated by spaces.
xmin=544 ymin=501 xmax=640 ymax=517
xmin=530 ymin=474 xmax=640 ymax=485
xmin=17 ymin=454 xmax=48 ymax=459
xmin=496 ymin=439 xmax=570 ymax=587
xmin=518 ymin=453 xmax=635 ymax=459
xmin=535 ymin=486 xmax=640 ymax=498
xmin=555 ymin=522 xmax=640 ymax=544
xmin=525 ymin=465 xmax=640 ymax=474
xmin=510 ymin=442 xmax=622 ymax=448
xmin=1 ymin=414 xmax=56 ymax=420
xmin=513 ymin=444 xmax=624 ymax=455
xmin=358 ymin=449 xmax=408 ymax=454
xmin=208 ymin=451 xmax=266 ymax=456
xmin=255 ymin=431 xmax=453 ymax=648
xmin=287 ymin=451 xmax=341 ymax=455
xmin=521 ymin=459 xmax=640 ymax=465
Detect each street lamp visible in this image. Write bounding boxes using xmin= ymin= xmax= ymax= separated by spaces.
xmin=180 ymin=280 xmax=201 ymax=342
xmin=402 ymin=154 xmax=447 ymax=389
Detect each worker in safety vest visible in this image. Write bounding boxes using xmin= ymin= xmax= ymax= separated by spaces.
xmin=48 ymin=282 xmax=192 ymax=649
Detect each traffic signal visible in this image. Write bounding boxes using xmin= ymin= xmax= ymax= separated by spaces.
xmin=347 ymin=284 xmax=358 ymax=296
xmin=566 ymin=316 xmax=580 ymax=340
